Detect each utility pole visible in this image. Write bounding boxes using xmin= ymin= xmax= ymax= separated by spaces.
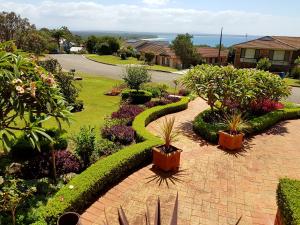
xmin=218 ymin=27 xmax=223 ymax=66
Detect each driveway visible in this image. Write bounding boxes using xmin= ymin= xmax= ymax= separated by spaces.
xmin=50 ymin=54 xmax=181 ymax=85
xmin=50 ymin=54 xmax=300 ymax=103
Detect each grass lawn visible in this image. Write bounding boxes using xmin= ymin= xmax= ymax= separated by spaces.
xmin=284 ymin=78 xmax=300 ymax=87
xmin=85 ymin=54 xmax=178 ymax=73
xmin=44 ymin=73 xmax=121 ymax=136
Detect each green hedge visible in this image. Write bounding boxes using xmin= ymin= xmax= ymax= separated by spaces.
xmin=32 ymin=97 xmax=189 ymax=224
xmin=121 ymin=89 xmax=152 ymax=104
xmin=193 ymin=107 xmax=300 ymax=143
xmin=277 ymin=178 xmax=300 ymax=225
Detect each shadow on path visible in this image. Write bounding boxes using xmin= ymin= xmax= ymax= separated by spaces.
xmin=145 ymin=166 xmax=188 ymax=188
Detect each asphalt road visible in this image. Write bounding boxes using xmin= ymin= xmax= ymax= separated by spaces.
xmin=50 ymin=54 xmax=181 ymax=85
xmin=51 ymin=54 xmax=300 ymax=103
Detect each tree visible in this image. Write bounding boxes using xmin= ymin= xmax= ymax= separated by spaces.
xmin=0 ymin=12 xmax=35 ymax=48
xmin=86 ymin=35 xmax=98 ymax=53
xmin=22 ymin=31 xmax=47 ymax=56
xmin=51 ymin=28 xmax=65 ymax=53
xmin=171 ymin=33 xmax=201 ymax=69
xmin=256 ymin=57 xmax=271 ymax=71
xmin=144 ymin=52 xmax=155 ymax=64
xmin=0 ymin=42 xmax=71 ymax=152
xmin=122 ymin=65 xmax=151 ymax=91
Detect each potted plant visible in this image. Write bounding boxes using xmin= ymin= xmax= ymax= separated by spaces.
xmin=57 ymin=212 xmax=81 ymax=225
xmin=152 ymin=117 xmax=182 ymax=171
xmin=218 ymin=113 xmax=246 ymax=150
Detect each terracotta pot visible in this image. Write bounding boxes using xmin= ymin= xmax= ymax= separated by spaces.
xmin=274 ymin=208 xmax=285 ymax=225
xmin=218 ymin=131 xmax=244 ymax=150
xmin=152 ymin=145 xmax=182 ymax=171
xmin=57 ymin=212 xmax=82 ymax=225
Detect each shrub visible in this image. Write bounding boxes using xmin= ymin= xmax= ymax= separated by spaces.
xmin=256 ymin=57 xmax=271 ymax=71
xmin=250 ymin=99 xmax=284 ymax=115
xmin=183 ymin=64 xmax=290 ymax=114
xmin=102 ymin=125 xmax=135 ymax=145
xmin=72 ymin=126 xmax=96 ymax=168
xmin=122 ymin=65 xmax=151 ymax=91
xmin=165 ymin=95 xmax=180 ymax=103
xmin=142 ymin=83 xmax=168 ymax=98
xmin=193 ymin=107 xmax=300 ymax=143
xmin=90 ymin=139 xmax=121 ymax=163
xmin=111 ymin=104 xmax=144 ymax=124
xmin=121 ymin=89 xmax=152 ymax=104
xmin=145 ymin=100 xmax=171 ymax=108
xmin=178 ymin=88 xmax=191 ymax=96
xmin=70 ymin=100 xmax=84 ymax=113
xmin=277 ymin=178 xmax=300 ymax=225
xmin=22 ymin=153 xmax=52 ymax=179
xmin=54 ymin=150 xmax=81 ymax=175
xmin=144 ymin=52 xmax=155 ymax=64
xmin=38 ymin=59 xmax=61 ymax=74
xmin=136 ymin=52 xmax=141 ymax=60
xmin=120 ymin=52 xmax=127 ymax=60
xmin=291 ymin=66 xmax=300 ymax=79
xmin=32 ymin=97 xmax=189 ymax=225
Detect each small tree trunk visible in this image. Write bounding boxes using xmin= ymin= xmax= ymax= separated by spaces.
xmin=51 ymin=143 xmax=57 ymax=183
xmin=11 ymin=208 xmax=16 ymax=225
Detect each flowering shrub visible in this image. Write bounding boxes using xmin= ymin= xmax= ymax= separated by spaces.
xmin=102 ymin=125 xmax=135 ymax=145
xmin=251 ymin=99 xmax=284 ymax=115
xmin=111 ymin=104 xmax=144 ymax=124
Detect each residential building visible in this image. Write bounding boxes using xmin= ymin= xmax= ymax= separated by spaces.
xmin=196 ymin=47 xmax=229 ymax=65
xmin=233 ymin=36 xmax=300 ymax=72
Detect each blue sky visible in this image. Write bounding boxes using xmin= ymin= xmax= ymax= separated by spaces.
xmin=0 ymin=0 xmax=299 ymax=35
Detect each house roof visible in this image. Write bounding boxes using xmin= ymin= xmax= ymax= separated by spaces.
xmin=196 ymin=47 xmax=229 ymax=58
xmin=233 ymin=36 xmax=300 ymax=50
xmin=137 ymin=42 xmax=177 ymax=57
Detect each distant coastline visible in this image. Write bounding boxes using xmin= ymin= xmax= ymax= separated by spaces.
xmin=73 ymin=31 xmax=260 ymax=47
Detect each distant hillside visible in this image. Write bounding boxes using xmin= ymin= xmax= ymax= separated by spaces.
xmin=72 ymin=31 xmax=157 ymax=40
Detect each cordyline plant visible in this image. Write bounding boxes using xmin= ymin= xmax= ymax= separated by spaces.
xmin=158 ymin=117 xmax=179 ymax=153
xmin=104 ymin=193 xmax=179 ymax=225
xmin=225 ymin=113 xmax=248 ymax=135
xmin=0 ymin=41 xmax=71 ymax=152
xmin=183 ymin=64 xmax=290 ymax=115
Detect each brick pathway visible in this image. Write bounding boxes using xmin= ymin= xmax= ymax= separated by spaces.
xmin=81 ymin=98 xmax=300 ymax=225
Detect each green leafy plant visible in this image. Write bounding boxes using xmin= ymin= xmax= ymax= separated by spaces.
xmin=256 ymin=57 xmax=271 ymax=71
xmin=122 ymin=65 xmax=151 ymax=91
xmin=0 ymin=178 xmax=36 ymax=225
xmin=144 ymin=52 xmax=155 ymax=65
xmin=224 ymin=113 xmax=247 ymax=135
xmin=158 ymin=117 xmax=179 ymax=153
xmin=72 ymin=126 xmax=96 ymax=168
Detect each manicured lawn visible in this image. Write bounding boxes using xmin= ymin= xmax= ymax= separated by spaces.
xmin=284 ymin=78 xmax=300 ymax=87
xmin=85 ymin=54 xmax=178 ymax=72
xmin=44 ymin=73 xmax=121 ymax=135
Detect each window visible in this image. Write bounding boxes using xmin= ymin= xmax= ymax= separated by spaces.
xmin=273 ymin=50 xmax=285 ymax=61
xmin=244 ymin=49 xmax=255 ymax=59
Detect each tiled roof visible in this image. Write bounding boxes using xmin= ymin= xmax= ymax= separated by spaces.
xmin=196 ymin=47 xmax=229 ymax=58
xmin=138 ymin=42 xmax=177 ymax=57
xmin=234 ymin=36 xmax=300 ymax=50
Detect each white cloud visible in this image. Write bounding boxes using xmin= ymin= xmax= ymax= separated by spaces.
xmin=142 ymin=0 xmax=170 ymax=6
xmin=0 ymin=1 xmax=299 ymax=36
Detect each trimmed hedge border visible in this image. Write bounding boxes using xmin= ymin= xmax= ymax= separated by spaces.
xmin=193 ymin=107 xmax=300 ymax=143
xmin=32 ymin=97 xmax=189 ymax=224
xmin=277 ymin=178 xmax=300 ymax=225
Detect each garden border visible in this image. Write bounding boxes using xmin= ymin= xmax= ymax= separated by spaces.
xmin=193 ymin=107 xmax=300 ymax=144
xmin=32 ymin=97 xmax=189 ymax=224
xmin=276 ymin=178 xmax=300 ymax=225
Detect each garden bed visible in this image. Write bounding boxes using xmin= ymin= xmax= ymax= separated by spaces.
xmin=193 ymin=106 xmax=300 ymax=144
xmin=32 ymin=97 xmax=189 ymax=224
xmin=276 ymin=178 xmax=300 ymax=225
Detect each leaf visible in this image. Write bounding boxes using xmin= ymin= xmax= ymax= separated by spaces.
xmin=118 ymin=206 xmax=129 ymax=225
xmin=154 ymin=197 xmax=161 ymax=225
xmin=169 ymin=193 xmax=178 ymax=225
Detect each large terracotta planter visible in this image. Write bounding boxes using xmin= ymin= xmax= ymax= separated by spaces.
xmin=218 ymin=131 xmax=244 ymax=150
xmin=274 ymin=209 xmax=285 ymax=225
xmin=152 ymin=145 xmax=182 ymax=172
xmin=57 ymin=212 xmax=82 ymax=225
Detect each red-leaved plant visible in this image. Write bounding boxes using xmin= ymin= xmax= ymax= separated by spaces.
xmin=251 ymin=99 xmax=284 ymax=115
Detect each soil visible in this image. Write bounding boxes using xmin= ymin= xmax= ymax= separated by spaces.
xmin=157 ymin=145 xmax=179 ymax=154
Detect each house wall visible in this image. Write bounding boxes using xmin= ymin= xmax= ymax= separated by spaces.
xmin=234 ymin=47 xmax=294 ymax=72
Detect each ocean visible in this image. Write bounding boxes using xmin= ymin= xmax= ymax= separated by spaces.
xmin=143 ymin=34 xmax=260 ymax=47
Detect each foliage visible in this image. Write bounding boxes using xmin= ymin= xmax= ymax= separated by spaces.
xmin=90 ymin=139 xmax=121 ymax=163
xmin=250 ymin=99 xmax=284 ymax=115
xmin=32 ymin=97 xmax=188 ymax=225
xmin=72 ymin=126 xmax=96 ymax=168
xmin=193 ymin=107 xmax=300 ymax=143
xmin=111 ymin=104 xmax=144 ymax=124
xmin=256 ymin=57 xmax=271 ymax=71
xmin=145 ymin=99 xmax=171 ymax=108
xmin=178 ymin=88 xmax=191 ymax=96
xmin=54 ymin=150 xmax=81 ymax=175
xmin=225 ymin=113 xmax=247 ymax=135
xmin=121 ymin=89 xmax=152 ymax=104
xmin=144 ymin=52 xmax=155 ymax=64
xmin=277 ymin=178 xmax=300 ymax=225
xmin=0 ymin=43 xmax=71 ymax=151
xmin=86 ymin=36 xmax=120 ymax=54
xmin=142 ymin=83 xmax=168 ymax=98
xmin=22 ymin=31 xmax=48 ymax=56
xmin=102 ymin=125 xmax=135 ymax=145
xmin=291 ymin=66 xmax=300 ymax=79
xmin=294 ymin=56 xmax=300 ymax=65
xmin=38 ymin=58 xmax=61 ymax=74
xmin=0 ymin=178 xmax=36 ymax=225
xmin=158 ymin=117 xmax=179 ymax=153
xmin=171 ymin=33 xmax=202 ymax=69
xmin=183 ymin=64 xmax=290 ymax=114
xmin=122 ymin=65 xmax=151 ymax=91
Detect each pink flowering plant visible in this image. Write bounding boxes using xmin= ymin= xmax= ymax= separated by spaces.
xmin=0 ymin=42 xmax=71 ymax=152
